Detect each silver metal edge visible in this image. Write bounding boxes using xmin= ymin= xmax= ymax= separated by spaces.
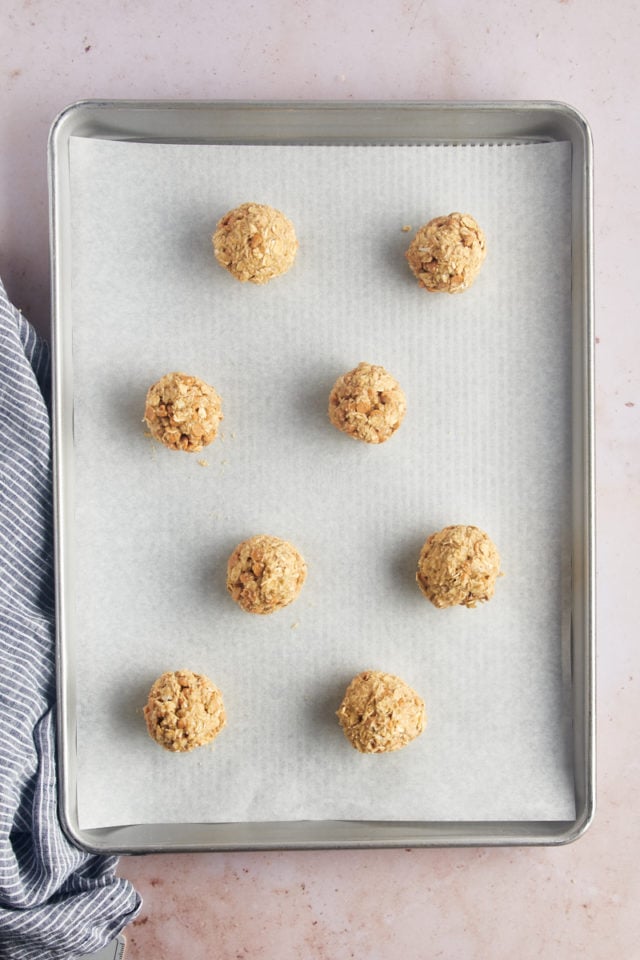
xmin=46 ymin=97 xmax=583 ymax=145
xmin=49 ymin=105 xmax=87 ymax=852
xmin=49 ymin=99 xmax=595 ymax=852
xmin=563 ymin=100 xmax=596 ymax=846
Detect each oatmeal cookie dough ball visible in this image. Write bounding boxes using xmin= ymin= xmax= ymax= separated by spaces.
xmin=416 ymin=524 xmax=502 ymax=609
xmin=144 ymin=372 xmax=222 ymax=453
xmin=405 ymin=212 xmax=487 ymax=293
xmin=328 ymin=362 xmax=407 ymax=444
xmin=212 ymin=202 xmax=298 ymax=284
xmin=227 ymin=534 xmax=307 ymax=615
xmin=337 ymin=670 xmax=426 ymax=754
xmin=143 ymin=669 xmax=226 ymax=753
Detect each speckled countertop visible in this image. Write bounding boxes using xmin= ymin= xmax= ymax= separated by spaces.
xmin=1 ymin=2 xmax=638 ymax=958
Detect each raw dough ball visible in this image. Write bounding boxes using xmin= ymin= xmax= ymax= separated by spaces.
xmin=226 ymin=534 xmax=307 ymax=615
xmin=143 ymin=669 xmax=226 ymax=753
xmin=336 ymin=670 xmax=426 ymax=754
xmin=405 ymin=212 xmax=487 ymax=293
xmin=212 ymin=202 xmax=298 ymax=284
xmin=144 ymin=372 xmax=222 ymax=453
xmin=416 ymin=524 xmax=502 ymax=608
xmin=328 ymin=362 xmax=407 ymax=444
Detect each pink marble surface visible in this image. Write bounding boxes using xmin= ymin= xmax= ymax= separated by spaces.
xmin=1 ymin=1 xmax=637 ymax=957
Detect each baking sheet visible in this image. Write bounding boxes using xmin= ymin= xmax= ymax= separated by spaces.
xmin=67 ymin=136 xmax=576 ymax=829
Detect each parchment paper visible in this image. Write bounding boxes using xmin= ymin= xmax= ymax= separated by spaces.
xmin=67 ymin=136 xmax=576 ymax=828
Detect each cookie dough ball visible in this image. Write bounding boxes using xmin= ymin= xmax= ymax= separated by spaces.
xmin=227 ymin=534 xmax=307 ymax=615
xmin=405 ymin=212 xmax=487 ymax=293
xmin=337 ymin=670 xmax=426 ymax=754
xmin=212 ymin=202 xmax=298 ymax=284
xmin=143 ymin=669 xmax=226 ymax=753
xmin=144 ymin=372 xmax=222 ymax=453
xmin=416 ymin=524 xmax=501 ymax=608
xmin=328 ymin=362 xmax=407 ymax=444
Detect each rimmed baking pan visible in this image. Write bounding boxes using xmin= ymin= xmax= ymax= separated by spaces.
xmin=49 ymin=100 xmax=594 ymax=852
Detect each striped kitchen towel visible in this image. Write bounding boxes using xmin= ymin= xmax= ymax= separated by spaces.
xmin=0 ymin=277 xmax=141 ymax=960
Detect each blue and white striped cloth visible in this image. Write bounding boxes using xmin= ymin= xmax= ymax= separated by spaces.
xmin=0 ymin=278 xmax=141 ymax=960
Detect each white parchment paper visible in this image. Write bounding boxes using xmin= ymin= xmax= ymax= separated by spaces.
xmin=67 ymin=136 xmax=576 ymax=828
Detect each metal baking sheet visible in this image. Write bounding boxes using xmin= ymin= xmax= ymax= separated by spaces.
xmin=49 ymin=100 xmax=594 ymax=852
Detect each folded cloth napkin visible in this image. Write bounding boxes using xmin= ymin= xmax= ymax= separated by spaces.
xmin=0 ymin=278 xmax=141 ymax=960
